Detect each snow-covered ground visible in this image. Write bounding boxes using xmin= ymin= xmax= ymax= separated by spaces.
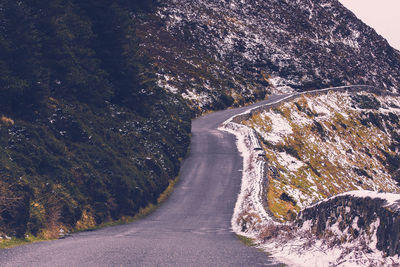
xmin=244 ymin=90 xmax=400 ymax=216
xmin=262 ymin=190 xmax=400 ymax=267
xmin=219 ymin=122 xmax=273 ymax=236
xmin=139 ymin=0 xmax=400 ymax=110
xmin=220 ymin=88 xmax=400 ymax=266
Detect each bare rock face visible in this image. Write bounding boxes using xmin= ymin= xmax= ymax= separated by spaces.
xmin=137 ymin=0 xmax=400 ymax=108
xmin=296 ymin=194 xmax=400 ymax=256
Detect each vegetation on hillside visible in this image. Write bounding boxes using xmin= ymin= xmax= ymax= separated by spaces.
xmin=0 ymin=0 xmax=193 ymax=239
xmin=243 ymin=92 xmax=400 ymax=221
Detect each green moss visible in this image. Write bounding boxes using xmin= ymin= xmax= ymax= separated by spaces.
xmin=236 ymin=234 xmax=257 ymax=247
xmin=0 ymin=234 xmax=45 ymax=249
xmin=244 ymin=113 xmax=272 ymax=133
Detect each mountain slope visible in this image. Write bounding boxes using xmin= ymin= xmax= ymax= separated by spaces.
xmin=137 ymin=0 xmax=400 ymax=108
xmin=243 ymin=91 xmax=400 ymax=220
xmin=2 ymin=0 xmax=400 ymax=244
xmin=0 ymin=0 xmax=192 ymax=238
xmin=225 ymin=89 xmax=400 ymax=265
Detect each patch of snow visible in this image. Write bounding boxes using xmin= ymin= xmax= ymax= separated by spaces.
xmin=181 ymin=90 xmax=211 ymax=108
xmin=259 ymin=112 xmax=292 ymax=144
xmin=290 ymin=108 xmax=313 ymax=126
xmin=261 ymin=235 xmax=399 ymax=267
xmin=276 ymin=152 xmax=304 ymax=172
xmin=369 ymin=218 xmax=380 ymax=249
xmin=220 ymin=87 xmax=400 ymax=266
xmin=283 ymin=185 xmax=313 ymax=209
xmin=307 ymin=98 xmax=331 ymax=116
xmin=309 ymin=190 xmax=400 ymax=209
xmin=219 ymin=121 xmax=272 ymax=236
xmin=269 ymin=77 xmax=295 ymax=94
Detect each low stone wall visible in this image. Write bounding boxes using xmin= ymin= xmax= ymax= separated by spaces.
xmin=231 ymin=85 xmax=394 ymax=124
xmin=296 ymin=195 xmax=400 ymax=257
xmin=226 ymin=85 xmax=400 ymax=257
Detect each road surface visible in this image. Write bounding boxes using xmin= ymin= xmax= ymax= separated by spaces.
xmin=0 ymin=95 xmax=288 ymax=267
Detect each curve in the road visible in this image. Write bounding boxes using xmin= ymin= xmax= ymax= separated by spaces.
xmin=0 ymin=86 xmax=373 ymax=267
xmin=0 ymin=95 xmax=288 ymax=267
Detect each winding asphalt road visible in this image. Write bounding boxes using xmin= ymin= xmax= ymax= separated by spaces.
xmin=0 ymin=95 xmax=288 ymax=267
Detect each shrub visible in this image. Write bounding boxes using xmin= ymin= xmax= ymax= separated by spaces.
xmin=258 ymin=223 xmax=294 ymax=241
xmin=279 ymin=192 xmax=297 ymax=206
xmin=352 ymin=94 xmax=381 ymax=110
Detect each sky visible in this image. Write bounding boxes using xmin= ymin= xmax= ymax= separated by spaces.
xmin=338 ymin=0 xmax=400 ymax=50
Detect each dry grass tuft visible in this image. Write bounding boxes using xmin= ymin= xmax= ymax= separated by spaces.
xmin=1 ymin=116 xmax=14 ymax=126
xmin=258 ymin=223 xmax=295 ymax=242
xmin=75 ymin=209 xmax=96 ymax=231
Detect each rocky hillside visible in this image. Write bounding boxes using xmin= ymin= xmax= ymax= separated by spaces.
xmin=137 ymin=0 xmax=400 ymax=109
xmin=230 ymin=89 xmax=400 ymax=265
xmin=296 ymin=191 xmax=400 ymax=258
xmin=261 ymin=191 xmax=400 ymax=266
xmin=243 ymin=91 xmax=400 ymax=220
